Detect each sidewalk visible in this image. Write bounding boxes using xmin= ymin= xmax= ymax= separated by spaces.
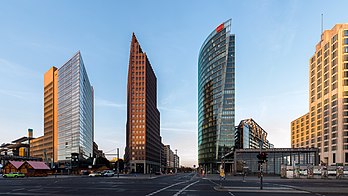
xmin=199 ymin=173 xmax=348 ymax=182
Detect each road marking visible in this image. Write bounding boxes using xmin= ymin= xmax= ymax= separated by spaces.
xmin=205 ymin=178 xmax=219 ymax=186
xmin=228 ymin=192 xmax=235 ymax=196
xmin=11 ymin=188 xmax=25 ymax=192
xmin=145 ymin=181 xmax=188 ymax=196
xmin=173 ymin=180 xmax=199 ymax=196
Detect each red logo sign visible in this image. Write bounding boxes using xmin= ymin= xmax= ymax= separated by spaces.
xmin=216 ymin=23 xmax=224 ymax=33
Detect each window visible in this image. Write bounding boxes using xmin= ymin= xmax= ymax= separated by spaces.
xmin=333 ymin=153 xmax=336 ymax=163
xmin=332 ymin=34 xmax=338 ymax=43
xmin=345 ymin=38 xmax=348 ymax=45
xmin=345 ymin=30 xmax=348 ymax=36
xmin=345 ymin=46 xmax=348 ymax=53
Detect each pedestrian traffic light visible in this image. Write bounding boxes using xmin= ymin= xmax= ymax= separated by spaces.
xmin=257 ymin=152 xmax=268 ymax=163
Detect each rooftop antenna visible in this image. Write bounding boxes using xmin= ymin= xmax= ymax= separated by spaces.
xmin=321 ymin=14 xmax=324 ymax=41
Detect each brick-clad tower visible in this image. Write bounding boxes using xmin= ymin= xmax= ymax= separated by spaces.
xmin=125 ymin=33 xmax=161 ymax=174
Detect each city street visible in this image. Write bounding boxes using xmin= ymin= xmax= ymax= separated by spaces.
xmin=1 ymin=173 xmax=348 ymax=196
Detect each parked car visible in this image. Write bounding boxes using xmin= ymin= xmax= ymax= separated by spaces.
xmin=102 ymin=170 xmax=114 ymax=177
xmin=3 ymin=172 xmax=25 ymax=178
xmin=80 ymin=170 xmax=89 ymax=175
xmin=88 ymin=171 xmax=102 ymax=177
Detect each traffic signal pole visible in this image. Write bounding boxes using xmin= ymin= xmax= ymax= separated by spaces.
xmin=117 ymin=148 xmax=120 ymax=178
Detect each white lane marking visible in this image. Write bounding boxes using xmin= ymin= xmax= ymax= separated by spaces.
xmin=228 ymin=192 xmax=235 ymax=196
xmin=173 ymin=180 xmax=200 ymax=196
xmin=145 ymin=181 xmax=188 ymax=196
xmin=206 ymin=178 xmax=219 ymax=186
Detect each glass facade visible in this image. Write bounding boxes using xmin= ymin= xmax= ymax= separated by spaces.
xmin=57 ymin=52 xmax=94 ymax=161
xmin=234 ymin=148 xmax=319 ymax=175
xmin=198 ymin=19 xmax=235 ymax=172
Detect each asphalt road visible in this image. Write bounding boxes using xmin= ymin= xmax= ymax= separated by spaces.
xmin=0 ymin=173 xmax=347 ymax=196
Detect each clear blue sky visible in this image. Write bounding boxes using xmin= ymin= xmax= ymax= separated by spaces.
xmin=1 ymin=0 xmax=347 ymax=167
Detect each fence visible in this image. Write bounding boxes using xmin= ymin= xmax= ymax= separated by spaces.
xmin=281 ymin=164 xmax=347 ymax=179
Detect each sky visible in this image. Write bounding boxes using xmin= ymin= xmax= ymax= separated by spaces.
xmin=1 ymin=0 xmax=348 ymax=167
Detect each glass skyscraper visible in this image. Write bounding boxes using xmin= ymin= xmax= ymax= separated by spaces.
xmin=198 ymin=19 xmax=235 ymax=172
xmin=57 ymin=51 xmax=94 ymax=161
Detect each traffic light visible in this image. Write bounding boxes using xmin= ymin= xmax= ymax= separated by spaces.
xmin=263 ymin=152 xmax=268 ymax=162
xmin=257 ymin=152 xmax=268 ymax=163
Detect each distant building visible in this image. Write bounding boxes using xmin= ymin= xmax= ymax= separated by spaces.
xmin=160 ymin=143 xmax=166 ymax=173
xmin=198 ymin=19 xmax=235 ymax=173
xmin=93 ymin=142 xmax=105 ymax=158
xmin=30 ymin=52 xmax=94 ymax=163
xmin=0 ymin=129 xmax=33 ymax=157
xmin=291 ymin=24 xmax=348 ymax=165
xmin=235 ymin=119 xmax=273 ymax=149
xmin=165 ymin=145 xmax=174 ymax=171
xmin=174 ymin=154 xmax=179 ymax=171
xmin=162 ymin=145 xmax=175 ymax=173
xmin=125 ymin=33 xmax=161 ymax=174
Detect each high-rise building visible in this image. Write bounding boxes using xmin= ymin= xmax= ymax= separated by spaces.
xmin=198 ymin=19 xmax=235 ymax=172
xmin=30 ymin=67 xmax=59 ymax=163
xmin=125 ymin=33 xmax=161 ymax=174
xmin=31 ymin=51 xmax=94 ymax=163
xmin=291 ymin=24 xmax=348 ymax=165
xmin=57 ymin=51 xmax=94 ymax=161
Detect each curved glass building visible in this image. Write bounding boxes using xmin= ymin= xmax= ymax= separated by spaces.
xmin=198 ymin=19 xmax=235 ymax=172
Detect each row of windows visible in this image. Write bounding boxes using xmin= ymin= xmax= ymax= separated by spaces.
xmin=131 ymin=120 xmax=145 ymax=123
xmin=132 ymin=141 xmax=145 ymax=145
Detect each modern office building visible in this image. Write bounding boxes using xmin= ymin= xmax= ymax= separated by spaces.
xmin=198 ymin=19 xmax=235 ymax=172
xmin=31 ymin=67 xmax=59 ymax=163
xmin=30 ymin=51 xmax=94 ymax=163
xmin=57 ymin=51 xmax=94 ymax=161
xmin=291 ymin=24 xmax=348 ymax=165
xmin=235 ymin=118 xmax=274 ymax=149
xmin=125 ymin=33 xmax=161 ymax=174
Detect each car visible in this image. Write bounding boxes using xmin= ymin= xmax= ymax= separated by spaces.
xmin=102 ymin=170 xmax=114 ymax=177
xmin=3 ymin=172 xmax=25 ymax=178
xmin=81 ymin=170 xmax=89 ymax=175
xmin=88 ymin=171 xmax=102 ymax=177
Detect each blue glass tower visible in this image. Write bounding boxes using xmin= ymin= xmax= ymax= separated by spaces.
xmin=198 ymin=19 xmax=235 ymax=172
xmin=57 ymin=52 xmax=94 ymax=161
